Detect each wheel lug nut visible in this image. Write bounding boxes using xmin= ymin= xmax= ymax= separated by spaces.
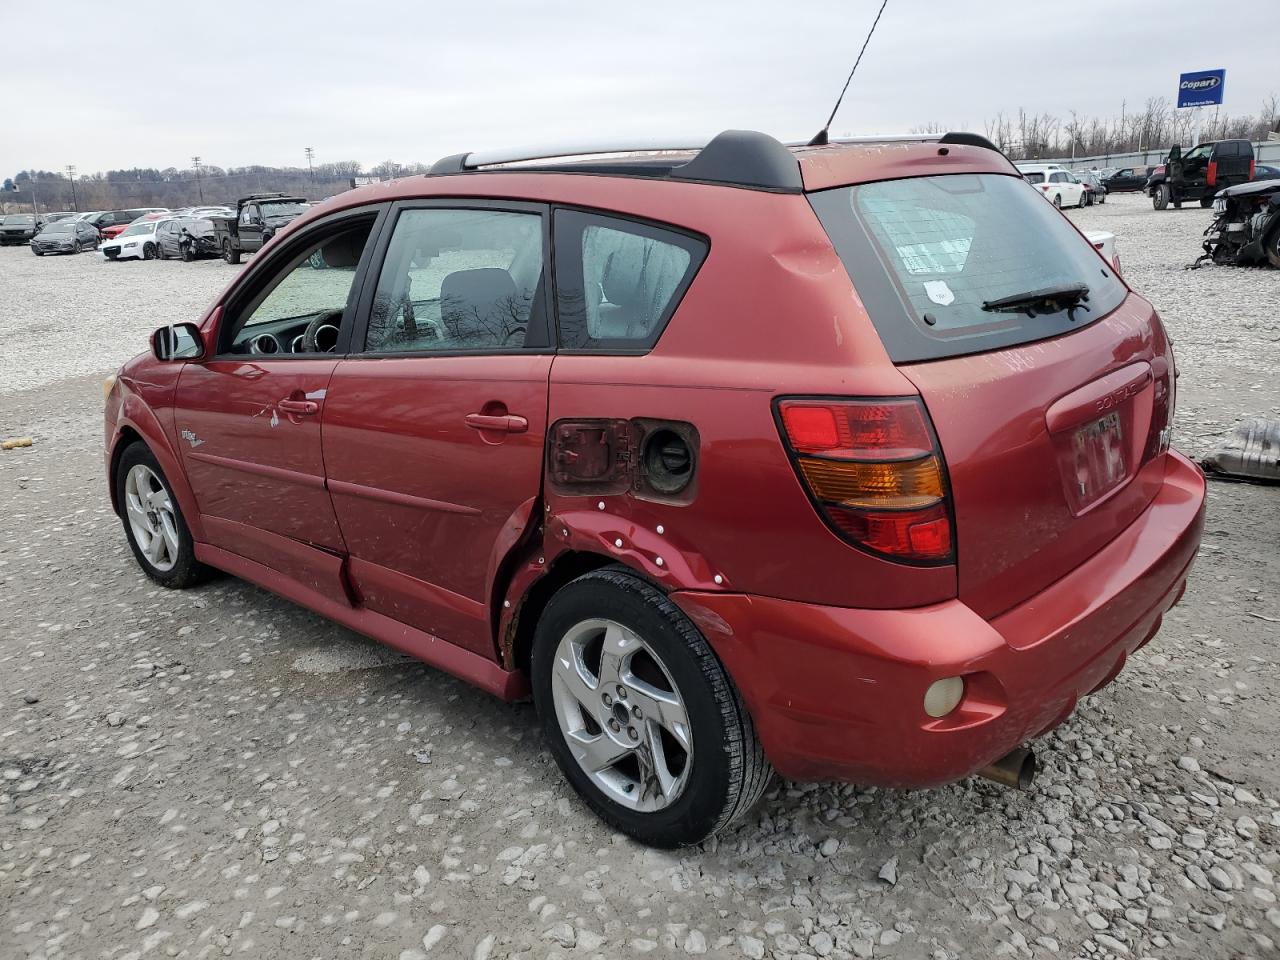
xmin=608 ymin=719 xmax=620 ymax=732
xmin=616 ymin=684 xmax=627 ymax=699
xmin=602 ymin=693 xmax=612 ymax=706
xmin=628 ymin=727 xmax=639 ymax=740
xmin=632 ymin=706 xmax=642 ymax=720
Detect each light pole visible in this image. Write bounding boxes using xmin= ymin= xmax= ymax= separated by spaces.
xmin=66 ymin=165 xmax=78 ymax=212
xmin=192 ymin=156 xmax=204 ymax=204
xmin=305 ymin=146 xmax=315 ymax=182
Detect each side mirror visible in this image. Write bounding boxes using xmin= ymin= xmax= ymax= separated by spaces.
xmin=152 ymin=322 xmax=204 ymax=361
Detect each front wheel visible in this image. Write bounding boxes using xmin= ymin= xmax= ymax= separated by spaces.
xmin=1200 ymin=194 xmax=1215 ymax=208
xmin=1153 ymin=184 xmax=1170 ymax=210
xmin=222 ymin=239 xmax=240 ymax=264
xmin=115 ymin=443 xmax=211 ymax=589
xmin=180 ymin=242 xmax=194 ymax=262
xmin=143 ymin=242 xmax=157 ymax=260
xmin=531 ymin=566 xmax=771 ymax=847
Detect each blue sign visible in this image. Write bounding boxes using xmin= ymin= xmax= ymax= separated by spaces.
xmin=1178 ymin=69 xmax=1225 ymax=108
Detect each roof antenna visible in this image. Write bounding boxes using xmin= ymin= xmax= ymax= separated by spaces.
xmin=807 ymin=0 xmax=891 ymax=147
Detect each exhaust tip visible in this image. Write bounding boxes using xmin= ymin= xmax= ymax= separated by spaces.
xmin=977 ymin=746 xmax=1037 ymax=790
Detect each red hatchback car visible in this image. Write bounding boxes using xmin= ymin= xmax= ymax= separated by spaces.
xmin=105 ymin=131 xmax=1205 ymax=846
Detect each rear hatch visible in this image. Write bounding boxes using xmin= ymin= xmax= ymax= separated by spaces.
xmin=811 ymin=173 xmax=1174 ymax=619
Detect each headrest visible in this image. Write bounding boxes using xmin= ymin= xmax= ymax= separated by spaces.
xmin=440 ymin=268 xmax=517 ymax=313
xmin=322 ymin=229 xmax=366 ymax=269
xmin=600 ymin=250 xmax=645 ymax=306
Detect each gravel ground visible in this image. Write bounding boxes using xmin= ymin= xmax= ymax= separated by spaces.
xmin=2 ymin=195 xmax=1280 ymax=960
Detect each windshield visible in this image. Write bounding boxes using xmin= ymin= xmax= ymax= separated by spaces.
xmin=4 ymin=215 xmax=35 ymax=224
xmin=810 ymin=173 xmax=1128 ymax=362
xmin=43 ymin=222 xmax=75 ymax=233
xmin=261 ymin=201 xmax=307 ymax=218
xmin=120 ymin=221 xmax=157 ymax=237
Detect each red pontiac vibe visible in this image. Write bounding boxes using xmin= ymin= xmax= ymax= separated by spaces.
xmin=104 ymin=131 xmax=1205 ymax=847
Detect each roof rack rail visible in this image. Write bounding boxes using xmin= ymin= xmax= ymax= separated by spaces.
xmin=425 ymin=129 xmax=1004 ymax=191
xmin=429 ymin=130 xmax=805 ymax=192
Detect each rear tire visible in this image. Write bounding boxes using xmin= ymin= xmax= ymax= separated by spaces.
xmin=531 ymin=565 xmax=772 ymax=847
xmin=114 ymin=442 xmax=211 ymax=589
xmin=1266 ymin=227 xmax=1280 ymax=270
xmin=1053 ymin=194 xmax=1062 ymax=209
xmin=1153 ymin=184 xmax=1170 ymax=210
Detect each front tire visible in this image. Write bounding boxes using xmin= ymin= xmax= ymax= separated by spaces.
xmin=180 ymin=242 xmax=194 ymax=262
xmin=531 ymin=566 xmax=771 ymax=847
xmin=1200 ymin=193 xmax=1215 ymax=208
xmin=1153 ymin=184 xmax=1170 ymax=210
xmin=115 ymin=443 xmax=210 ymax=589
xmin=222 ymin=239 xmax=240 ymax=264
xmin=1079 ymin=190 xmax=1088 ymax=208
xmin=143 ymin=242 xmax=157 ymax=260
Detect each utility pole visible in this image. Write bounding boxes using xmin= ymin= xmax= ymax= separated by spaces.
xmin=192 ymin=156 xmax=204 ymax=204
xmin=305 ymin=146 xmax=315 ymax=182
xmin=66 ymin=165 xmax=78 ymax=212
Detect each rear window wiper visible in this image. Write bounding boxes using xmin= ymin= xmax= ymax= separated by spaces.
xmin=981 ymin=283 xmax=1090 ymax=318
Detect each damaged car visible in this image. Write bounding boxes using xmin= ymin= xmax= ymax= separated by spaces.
xmin=104 ymin=130 xmax=1205 ymax=847
xmin=1195 ymin=178 xmax=1280 ymax=268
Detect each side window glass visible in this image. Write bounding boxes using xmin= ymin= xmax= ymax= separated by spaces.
xmin=363 ymin=208 xmax=545 ymax=354
xmin=241 ymin=206 xmax=257 ymax=225
xmin=554 ymin=210 xmax=707 ymax=351
xmin=222 ymin=221 xmax=374 ymax=355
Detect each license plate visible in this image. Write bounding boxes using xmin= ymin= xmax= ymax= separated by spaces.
xmin=1071 ymin=411 xmax=1126 ymax=506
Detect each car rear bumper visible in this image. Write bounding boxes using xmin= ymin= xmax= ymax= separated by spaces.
xmin=672 ymin=450 xmax=1205 ymax=787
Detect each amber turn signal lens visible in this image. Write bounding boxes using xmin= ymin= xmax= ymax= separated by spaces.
xmin=797 ymin=455 xmax=944 ymax=509
xmin=102 ymin=374 xmax=118 ymax=403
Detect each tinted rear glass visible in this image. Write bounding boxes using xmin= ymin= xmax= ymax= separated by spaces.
xmin=810 ymin=174 xmax=1127 ymax=362
xmin=1022 ymin=171 xmax=1045 ymax=184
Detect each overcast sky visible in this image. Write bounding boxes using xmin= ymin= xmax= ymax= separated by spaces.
xmin=2 ymin=0 xmax=1273 ymax=177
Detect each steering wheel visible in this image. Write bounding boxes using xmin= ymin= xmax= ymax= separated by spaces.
xmin=302 ymin=310 xmax=344 ymax=353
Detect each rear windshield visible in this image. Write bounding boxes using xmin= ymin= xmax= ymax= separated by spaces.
xmin=810 ymin=173 xmax=1128 ymax=362
xmin=1021 ymin=171 xmax=1045 ymax=184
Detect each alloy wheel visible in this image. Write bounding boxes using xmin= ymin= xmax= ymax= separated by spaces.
xmin=124 ymin=464 xmax=179 ymax=572
xmin=550 ymin=618 xmax=693 ymax=813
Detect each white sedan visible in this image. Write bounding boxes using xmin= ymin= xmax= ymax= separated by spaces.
xmin=100 ymin=219 xmax=171 ymax=261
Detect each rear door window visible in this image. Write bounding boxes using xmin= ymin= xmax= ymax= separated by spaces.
xmin=810 ymin=174 xmax=1128 ymax=362
xmin=553 ymin=210 xmax=707 ymax=352
xmin=361 ymin=206 xmax=548 ymax=354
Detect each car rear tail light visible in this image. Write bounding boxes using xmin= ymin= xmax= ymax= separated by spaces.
xmin=1144 ymin=354 xmax=1177 ymax=461
xmin=776 ymin=398 xmax=954 ymax=564
xmin=1207 ymin=160 xmax=1218 ymax=187
xmin=1249 ymin=158 xmax=1256 ymax=179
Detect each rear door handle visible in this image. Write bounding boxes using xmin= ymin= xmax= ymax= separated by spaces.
xmin=278 ymin=398 xmax=319 ymax=415
xmin=465 ymin=413 xmax=528 ymax=434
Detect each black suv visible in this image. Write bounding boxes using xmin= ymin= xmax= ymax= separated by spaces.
xmin=1147 ymin=140 xmax=1256 ymax=209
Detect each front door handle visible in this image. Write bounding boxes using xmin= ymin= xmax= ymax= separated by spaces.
xmin=465 ymin=413 xmax=528 ymax=434
xmin=278 ymin=398 xmax=319 ymax=416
